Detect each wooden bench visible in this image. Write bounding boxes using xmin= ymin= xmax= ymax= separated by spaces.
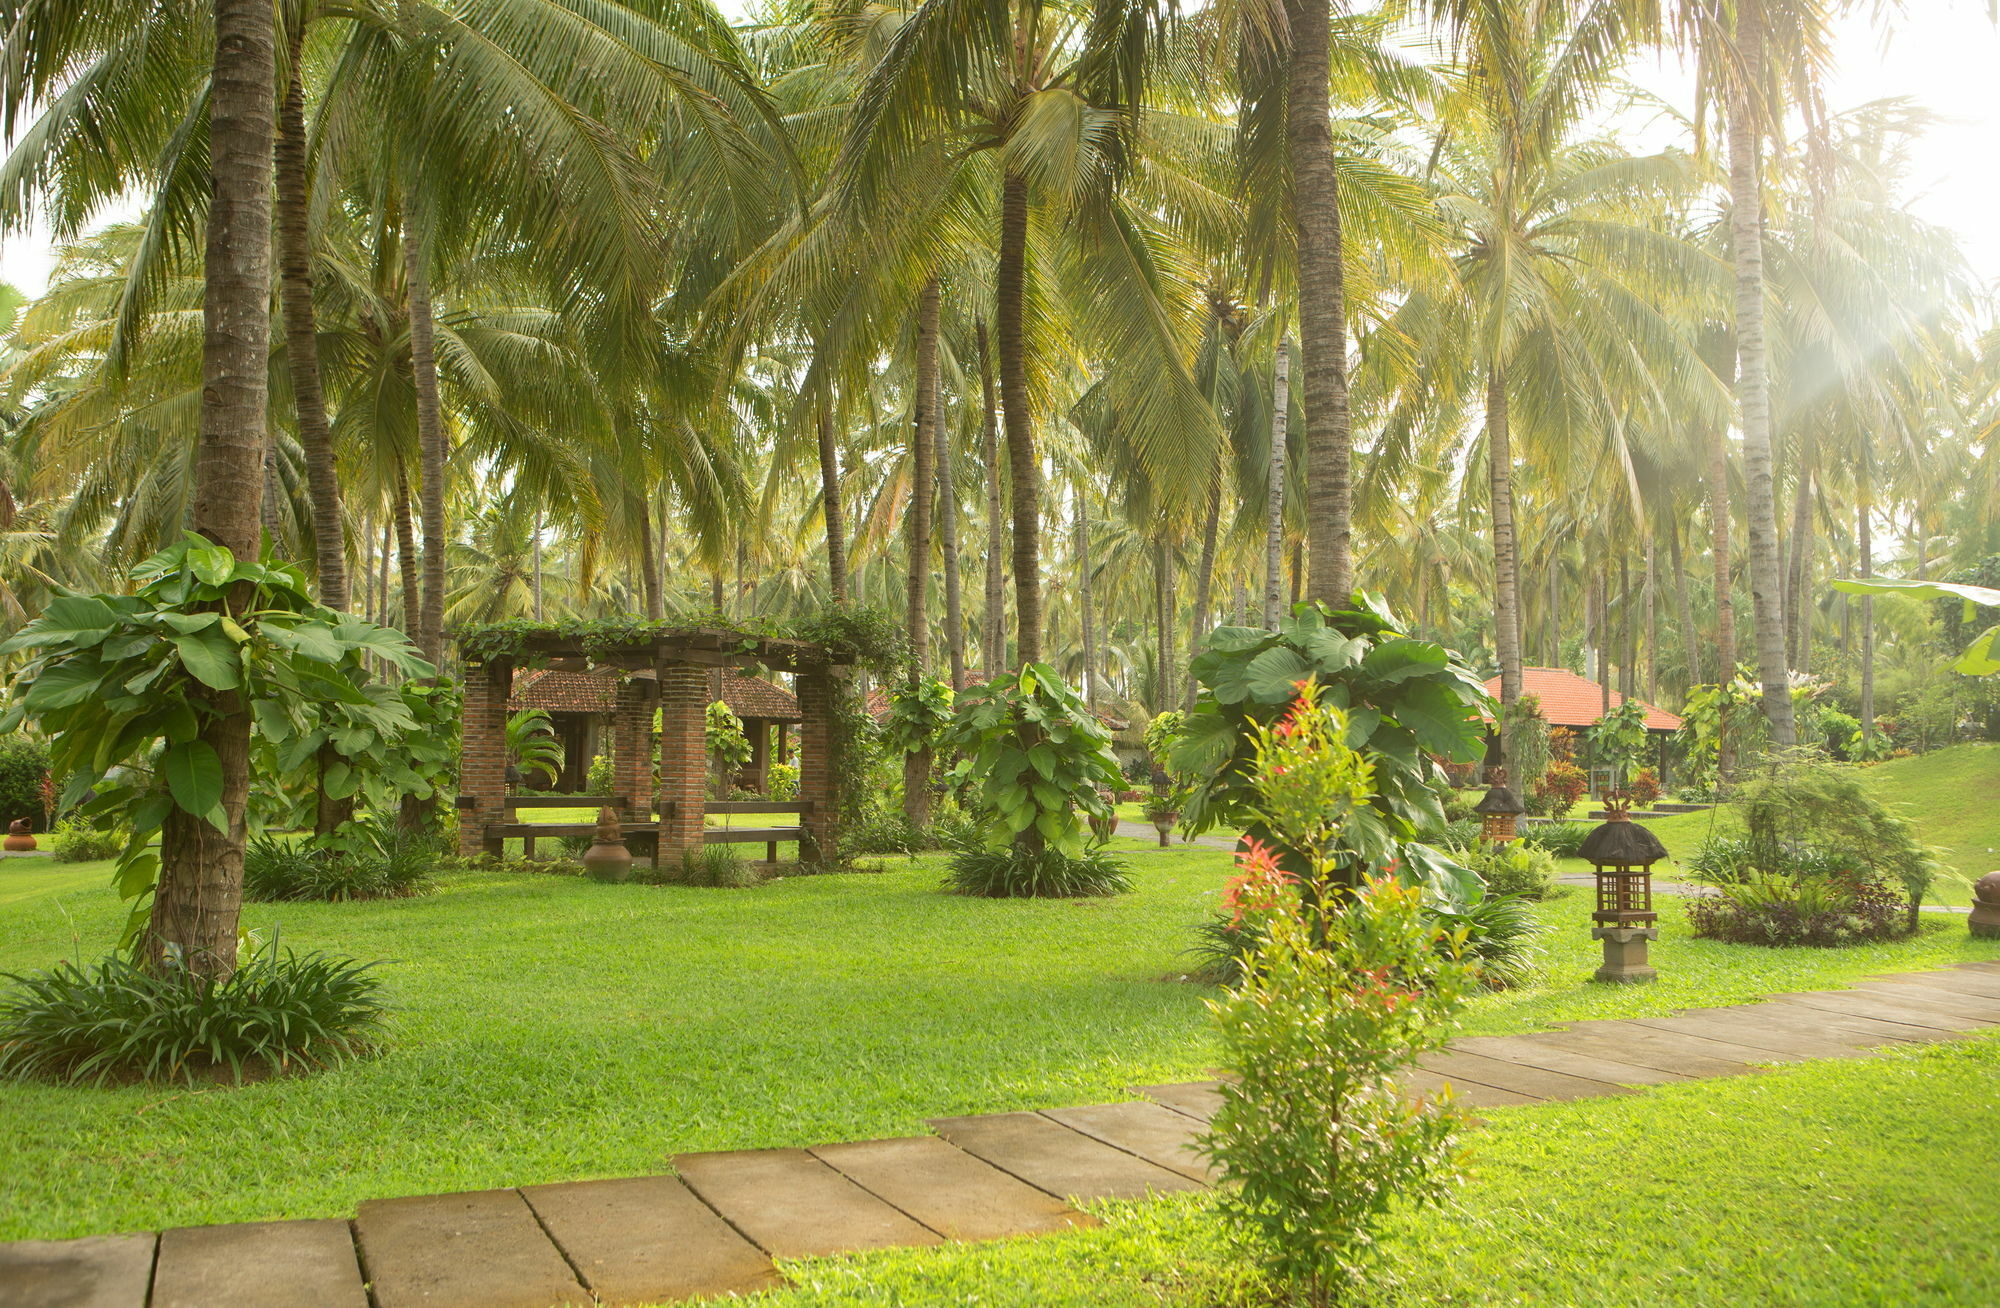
xmin=487 ymin=800 xmax=816 ymax=864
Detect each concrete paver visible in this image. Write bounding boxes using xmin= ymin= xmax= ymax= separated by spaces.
xmin=522 ymin=1175 xmax=780 ymax=1305
xmin=672 ymin=1148 xmax=941 ymax=1260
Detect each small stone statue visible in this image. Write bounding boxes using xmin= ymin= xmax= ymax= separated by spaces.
xmin=1970 ymin=871 xmax=2000 ymax=940
xmin=581 ymin=807 xmax=632 ymax=883
xmin=4 ymin=818 xmax=37 ymax=852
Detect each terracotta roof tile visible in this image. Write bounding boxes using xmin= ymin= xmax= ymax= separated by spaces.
xmin=510 ymin=668 xmax=619 ymax=714
xmin=719 ymin=673 xmax=800 ymax=721
xmin=1482 ymin=666 xmax=1682 ymax=732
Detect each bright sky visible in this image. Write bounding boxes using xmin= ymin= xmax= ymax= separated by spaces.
xmin=2 ymin=7 xmax=1996 ymax=299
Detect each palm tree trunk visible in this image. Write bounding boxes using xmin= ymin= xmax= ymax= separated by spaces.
xmin=1618 ymin=551 xmax=1634 ymax=700
xmin=1858 ymin=475 xmax=1875 ymax=743
xmin=394 ymin=467 xmax=422 ymax=639
xmin=977 ymin=322 xmax=1005 ymax=673
xmin=1287 ymin=0 xmax=1352 ymax=603
xmin=637 ymin=497 xmax=663 ymax=620
xmin=404 ymin=229 xmax=447 ymax=664
xmin=1670 ymin=516 xmax=1697 ymax=692
xmin=904 ymin=279 xmax=940 ymax=828
xmin=1788 ymin=463 xmax=1813 ymax=675
xmin=1076 ymin=487 xmax=1098 ymax=706
xmin=1644 ymin=534 xmax=1659 ymax=702
xmin=531 ymin=509 xmax=544 ymax=621
xmin=1153 ymin=537 xmax=1177 ymax=715
xmin=817 ymin=397 xmax=849 ymax=605
xmin=1487 ymin=367 xmax=1523 ymax=745
xmin=154 ymin=0 xmax=276 ymax=978
xmin=936 ymin=352 xmax=966 ymax=692
xmin=275 ymin=26 xmax=345 ymax=609
xmin=1726 ymin=0 xmax=1797 ymax=747
xmin=1186 ymin=470 xmax=1221 ymax=710
xmin=1263 ymin=336 xmax=1290 ymax=628
xmin=996 ymin=172 xmax=1041 ymax=666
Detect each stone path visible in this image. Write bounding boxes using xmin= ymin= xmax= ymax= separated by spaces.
xmin=6 ymin=961 xmax=1999 ymax=1308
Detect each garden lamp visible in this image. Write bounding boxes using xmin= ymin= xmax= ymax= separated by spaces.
xmin=1472 ymin=772 xmax=1525 ymax=844
xmin=1576 ymin=793 xmax=1667 ymax=984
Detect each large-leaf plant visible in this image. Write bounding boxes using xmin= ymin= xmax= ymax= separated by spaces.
xmin=946 ymin=664 xmax=1123 ymax=856
xmin=1171 ymin=598 xmax=1491 ymax=904
xmin=0 ymin=538 xmax=435 ymax=939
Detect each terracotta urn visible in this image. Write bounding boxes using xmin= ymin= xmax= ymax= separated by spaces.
xmin=4 ymin=818 xmax=36 ymax=852
xmin=1970 ymin=871 xmax=2000 ymax=940
xmin=580 ymin=807 xmax=632 ymax=883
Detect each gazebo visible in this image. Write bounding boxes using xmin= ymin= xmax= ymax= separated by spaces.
xmin=1480 ymin=666 xmax=1683 ymax=789
xmin=458 ymin=626 xmax=846 ymax=867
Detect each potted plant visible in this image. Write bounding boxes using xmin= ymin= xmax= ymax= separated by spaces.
xmin=1088 ymin=791 xmax=1121 ymax=845
xmin=1144 ymin=776 xmax=1181 ymax=848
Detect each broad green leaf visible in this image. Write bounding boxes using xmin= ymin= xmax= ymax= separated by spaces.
xmin=25 ymin=662 xmax=110 ymax=710
xmin=162 ymin=741 xmax=225 ymax=829
xmin=1831 ymin=576 xmax=2000 ymax=607
xmin=187 ymin=544 xmax=235 ymax=586
xmin=1386 ymin=680 xmax=1483 ymax=760
xmin=1243 ymin=646 xmax=1315 ymax=701
xmin=30 ymin=595 xmax=122 ymax=647
xmin=172 ymin=631 xmax=241 ymax=690
xmin=1954 ymin=624 xmax=2000 ymax=676
xmin=1361 ymin=638 xmax=1449 ymax=684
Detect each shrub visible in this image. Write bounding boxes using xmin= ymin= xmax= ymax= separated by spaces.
xmin=1628 ymin=766 xmax=1662 ymax=808
xmin=1460 ymin=841 xmax=1560 ymax=901
xmin=1532 ymin=760 xmax=1587 ymax=818
xmin=639 ymin=844 xmax=764 ymax=889
xmin=945 ymin=664 xmax=1125 ymax=859
xmin=1523 ymin=820 xmax=1590 ymax=860
xmin=1199 ymin=686 xmax=1474 ymax=1304
xmin=847 ymin=810 xmax=931 ymax=856
xmin=51 ymin=818 xmax=124 ymax=863
xmin=0 ymin=735 xmax=51 ymax=832
xmin=1686 ymin=875 xmax=1906 ymax=947
xmin=942 ymin=842 xmax=1133 ymax=898
xmin=585 ymin=753 xmax=616 ymax=797
xmin=1430 ymin=891 xmax=1545 ymax=989
xmin=242 ymin=828 xmax=435 ymax=902
xmin=1687 ymin=835 xmax=1755 ymax=885
xmin=1440 ymin=789 xmax=1479 ymax=824
xmin=766 ymin=761 xmax=800 ymax=801
xmin=0 ymin=943 xmax=386 ymax=1086
xmin=1736 ymin=761 xmax=1940 ymax=930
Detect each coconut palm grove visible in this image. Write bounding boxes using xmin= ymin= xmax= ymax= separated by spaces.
xmin=4 ymin=1 xmax=2000 ymax=1305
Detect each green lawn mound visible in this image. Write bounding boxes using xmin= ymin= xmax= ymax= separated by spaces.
xmin=1636 ymin=743 xmax=2000 ymax=903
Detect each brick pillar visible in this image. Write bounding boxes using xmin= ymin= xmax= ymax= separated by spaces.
xmin=612 ymin=677 xmax=653 ymax=827
xmin=458 ymin=658 xmax=512 ymax=859
xmin=796 ymin=668 xmax=843 ymax=866
xmin=656 ymin=660 xmax=709 ymax=867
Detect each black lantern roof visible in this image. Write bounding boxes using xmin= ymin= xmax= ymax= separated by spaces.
xmin=1577 ymin=818 xmax=1668 ymax=868
xmin=1472 ymin=784 xmax=1525 ymax=816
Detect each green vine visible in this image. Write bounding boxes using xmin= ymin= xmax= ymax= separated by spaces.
xmin=456 ymin=604 xmax=907 ymax=672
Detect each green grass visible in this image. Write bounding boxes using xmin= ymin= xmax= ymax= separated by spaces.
xmin=3 ymin=845 xmax=1996 ymax=1243
xmin=736 ymin=1033 xmax=2000 ymax=1307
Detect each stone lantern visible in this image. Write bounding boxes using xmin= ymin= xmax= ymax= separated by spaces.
xmin=1970 ymin=872 xmax=2000 ymax=940
xmin=1576 ymin=795 xmax=1667 ymax=984
xmin=1472 ymin=774 xmax=1525 ymax=844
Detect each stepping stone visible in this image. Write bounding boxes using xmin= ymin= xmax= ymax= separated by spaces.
xmin=154 ymin=1220 xmax=365 ymax=1308
xmin=1451 ymin=1035 xmax=1692 ymax=1086
xmin=672 ymin=1148 xmax=940 ymax=1259
xmin=521 ymin=1175 xmax=778 ymax=1304
xmin=355 ymin=1188 xmax=589 ymax=1308
xmin=1131 ymin=1081 xmax=1224 ymax=1123
xmin=810 ymin=1136 xmax=1094 ymax=1243
xmin=1773 ymin=991 xmax=1994 ymax=1033
xmin=1844 ymin=982 xmax=2000 ymax=1021
xmin=1870 ymin=970 xmax=2000 ymax=1002
xmin=1529 ymin=1024 xmax=1766 ymax=1078
xmin=1397 ymin=1066 xmax=1542 ymax=1107
xmin=1417 ymin=1051 xmax=1632 ymax=1102
xmin=928 ymin=1111 xmax=1205 ymax=1201
xmin=1954 ymin=960 xmax=2000 ymax=975
xmin=0 ymin=1233 xmax=155 ymax=1308
xmin=1624 ymin=1012 xmax=1866 ymax=1060
xmin=1041 ymin=1101 xmax=1215 ymax=1182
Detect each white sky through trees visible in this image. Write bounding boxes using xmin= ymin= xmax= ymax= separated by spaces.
xmin=1 ymin=6 xmax=1995 ymax=297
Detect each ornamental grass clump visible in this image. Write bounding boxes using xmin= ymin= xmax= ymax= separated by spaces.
xmin=1200 ymin=685 xmax=1475 ymax=1305
xmin=0 ymin=941 xmax=387 ymax=1086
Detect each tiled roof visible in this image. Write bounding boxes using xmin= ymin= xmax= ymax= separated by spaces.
xmin=510 ymin=669 xmax=619 ymax=714
xmin=510 ymin=668 xmax=802 ymax=721
xmin=719 ymin=673 xmax=800 ymax=721
xmin=1482 ymin=666 xmax=1682 ymax=732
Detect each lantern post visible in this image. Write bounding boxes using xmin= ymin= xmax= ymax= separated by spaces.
xmin=1576 ymin=793 xmax=1667 ymax=984
xmin=1472 ymin=770 xmax=1525 ymax=845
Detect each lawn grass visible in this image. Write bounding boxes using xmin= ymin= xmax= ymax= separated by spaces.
xmin=3 ymin=845 xmax=1996 ymax=1243
xmin=740 ymin=1032 xmax=2000 ymax=1307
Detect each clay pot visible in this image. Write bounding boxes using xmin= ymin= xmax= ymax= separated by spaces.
xmin=3 ymin=818 xmax=35 ymax=853
xmin=581 ymin=807 xmax=632 ymax=884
